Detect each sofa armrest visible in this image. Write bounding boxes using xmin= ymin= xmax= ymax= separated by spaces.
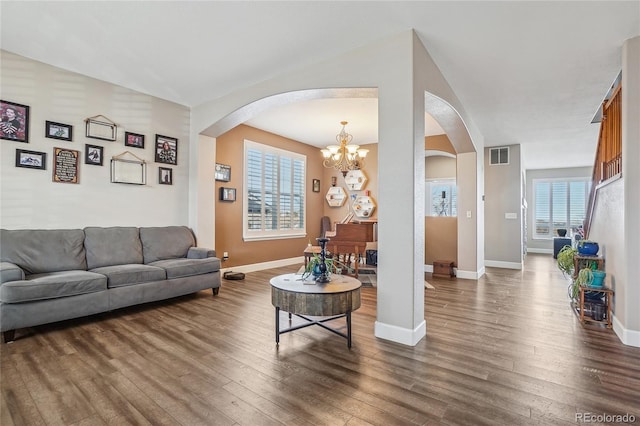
xmin=187 ymin=247 xmax=216 ymax=259
xmin=0 ymin=262 xmax=25 ymax=284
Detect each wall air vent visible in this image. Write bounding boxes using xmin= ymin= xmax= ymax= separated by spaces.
xmin=490 ymin=147 xmax=509 ymax=165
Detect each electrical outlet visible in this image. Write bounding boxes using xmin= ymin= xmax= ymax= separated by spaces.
xmin=222 ymin=251 xmax=229 ymax=260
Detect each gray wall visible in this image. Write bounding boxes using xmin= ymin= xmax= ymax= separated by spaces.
xmin=484 ymin=144 xmax=523 ymax=267
xmin=1 ymin=51 xmax=191 ymax=230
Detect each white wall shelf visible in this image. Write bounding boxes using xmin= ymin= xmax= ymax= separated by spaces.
xmin=326 ymin=186 xmax=347 ymax=207
xmin=352 ymin=195 xmax=376 ymax=218
xmin=344 ymin=169 xmax=368 ymax=191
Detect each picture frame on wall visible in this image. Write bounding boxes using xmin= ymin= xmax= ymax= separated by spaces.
xmin=52 ymin=147 xmax=79 ymax=184
xmin=1 ymin=100 xmax=30 ymax=143
xmin=85 ymin=144 xmax=104 ymax=166
xmin=159 ymin=167 xmax=172 ymax=185
xmin=215 ymin=163 xmax=231 ymax=182
xmin=124 ymin=131 xmax=145 ymax=149
xmin=15 ymin=149 xmax=46 ymax=170
xmin=312 ymin=178 xmax=321 ymax=193
xmin=154 ymin=134 xmax=178 ymax=165
xmin=45 ymin=121 xmax=73 ymax=141
xmin=219 ymin=187 xmax=236 ymax=202
xmin=85 ymin=115 xmax=117 ymax=141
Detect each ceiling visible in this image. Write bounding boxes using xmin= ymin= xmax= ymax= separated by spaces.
xmin=1 ymin=1 xmax=638 ymax=170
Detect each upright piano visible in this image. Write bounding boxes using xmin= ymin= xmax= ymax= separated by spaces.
xmin=325 ymin=221 xmax=375 ymax=277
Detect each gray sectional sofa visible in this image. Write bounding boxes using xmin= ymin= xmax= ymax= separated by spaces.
xmin=0 ymin=226 xmax=221 ymax=342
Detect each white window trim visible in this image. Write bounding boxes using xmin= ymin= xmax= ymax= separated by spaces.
xmin=243 ymin=139 xmax=307 ymax=242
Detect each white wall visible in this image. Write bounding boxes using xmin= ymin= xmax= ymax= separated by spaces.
xmin=0 ymin=51 xmax=191 ymax=230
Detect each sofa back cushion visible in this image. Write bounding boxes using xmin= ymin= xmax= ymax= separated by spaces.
xmin=139 ymin=226 xmax=195 ymax=264
xmin=84 ymin=227 xmax=143 ymax=269
xmin=0 ymin=229 xmax=87 ymax=274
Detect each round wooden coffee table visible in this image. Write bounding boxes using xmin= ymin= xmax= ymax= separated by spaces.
xmin=270 ymin=273 xmax=361 ymax=348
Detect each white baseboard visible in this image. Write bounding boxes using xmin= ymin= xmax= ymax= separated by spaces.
xmin=424 ymin=264 xmax=433 ymax=273
xmin=485 ymin=260 xmax=523 ymax=270
xmin=527 ymin=248 xmax=552 ymax=254
xmin=220 ymin=257 xmax=302 ymax=274
xmin=613 ymin=315 xmax=640 ymax=347
xmin=456 ymin=268 xmax=484 ymax=280
xmin=374 ymin=319 xmax=426 ymax=346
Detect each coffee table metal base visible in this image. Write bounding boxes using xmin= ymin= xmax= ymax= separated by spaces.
xmin=275 ymin=307 xmax=353 ymax=348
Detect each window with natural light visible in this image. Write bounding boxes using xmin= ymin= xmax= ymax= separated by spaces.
xmin=425 ymin=179 xmax=457 ymax=217
xmin=243 ymin=140 xmax=306 ymax=241
xmin=533 ymin=178 xmax=590 ymax=239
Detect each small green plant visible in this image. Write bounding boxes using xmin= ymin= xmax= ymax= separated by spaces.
xmin=569 ymin=267 xmax=594 ymax=299
xmin=557 ymin=245 xmax=577 ymax=277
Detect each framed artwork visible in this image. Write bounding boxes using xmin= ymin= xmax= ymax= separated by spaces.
xmin=85 ymin=144 xmax=104 ymax=166
xmin=219 ymin=187 xmax=236 ymax=202
xmin=15 ymin=149 xmax=46 ymax=170
xmin=124 ymin=131 xmax=145 ymax=149
xmin=312 ymin=178 xmax=321 ymax=193
xmin=45 ymin=121 xmax=73 ymax=141
xmin=159 ymin=167 xmax=173 ymax=185
xmin=52 ymin=147 xmax=79 ymax=184
xmin=215 ymin=163 xmax=231 ymax=182
xmin=85 ymin=115 xmax=117 ymax=141
xmin=155 ymin=134 xmax=178 ymax=165
xmin=1 ymin=100 xmax=29 ymax=143
xmin=111 ymin=151 xmax=146 ymax=185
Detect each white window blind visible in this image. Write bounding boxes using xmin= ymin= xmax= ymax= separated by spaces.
xmin=243 ymin=140 xmax=306 ymax=241
xmin=533 ymin=178 xmax=589 ymax=239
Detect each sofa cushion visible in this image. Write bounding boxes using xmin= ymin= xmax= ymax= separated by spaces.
xmin=0 ymin=270 xmax=106 ymax=303
xmin=139 ymin=226 xmax=195 ymax=264
xmin=1 ymin=262 xmax=25 ymax=284
xmin=89 ymin=264 xmax=166 ymax=288
xmin=84 ymin=227 xmax=143 ymax=269
xmin=149 ymin=257 xmax=220 ymax=279
xmin=0 ymin=229 xmax=87 ymax=274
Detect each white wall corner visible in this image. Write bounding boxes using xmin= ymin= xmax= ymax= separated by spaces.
xmin=374 ymin=320 xmax=426 ymax=346
xmin=613 ymin=315 xmax=640 ymax=348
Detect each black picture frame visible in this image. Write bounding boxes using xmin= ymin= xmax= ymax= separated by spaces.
xmin=52 ymin=147 xmax=79 ymax=184
xmin=219 ymin=187 xmax=236 ymax=202
xmin=124 ymin=131 xmax=145 ymax=149
xmin=312 ymin=178 xmax=321 ymax=192
xmin=85 ymin=144 xmax=104 ymax=166
xmin=15 ymin=149 xmax=46 ymax=169
xmin=215 ymin=163 xmax=231 ymax=182
xmin=159 ymin=167 xmax=173 ymax=185
xmin=1 ymin=100 xmax=30 ymax=143
xmin=155 ymin=134 xmax=178 ymax=165
xmin=45 ymin=121 xmax=73 ymax=141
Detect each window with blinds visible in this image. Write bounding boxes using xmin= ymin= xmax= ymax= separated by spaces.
xmin=243 ymin=140 xmax=306 ymax=241
xmin=533 ymin=178 xmax=589 ymax=239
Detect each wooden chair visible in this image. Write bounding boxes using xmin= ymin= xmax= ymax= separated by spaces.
xmin=326 ymin=241 xmax=366 ymax=278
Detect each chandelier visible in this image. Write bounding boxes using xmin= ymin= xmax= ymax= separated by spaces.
xmin=321 ymin=121 xmax=369 ymax=176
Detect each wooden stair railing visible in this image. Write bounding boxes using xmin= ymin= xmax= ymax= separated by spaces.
xmin=584 ymin=83 xmax=622 ymax=237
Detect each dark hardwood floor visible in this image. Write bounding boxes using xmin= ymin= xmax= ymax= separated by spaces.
xmin=2 ymin=253 xmax=639 ymax=425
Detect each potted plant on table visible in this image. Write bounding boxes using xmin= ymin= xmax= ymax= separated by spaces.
xmin=557 ymin=245 xmax=578 ymax=278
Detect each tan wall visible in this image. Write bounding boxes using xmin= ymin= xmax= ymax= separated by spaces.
xmin=425 ymin=134 xmax=456 ymax=154
xmin=322 ymin=143 xmax=378 ymax=231
xmin=424 ymin=134 xmax=458 ymax=266
xmin=425 ymin=217 xmax=458 ymax=266
xmin=215 ymin=125 xmax=325 ymax=267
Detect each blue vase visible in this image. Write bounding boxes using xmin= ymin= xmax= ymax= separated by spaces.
xmin=312 ymin=264 xmax=322 ymax=277
xmin=591 ymin=270 xmax=606 ymax=287
xmin=578 ymin=241 xmax=599 ymax=256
